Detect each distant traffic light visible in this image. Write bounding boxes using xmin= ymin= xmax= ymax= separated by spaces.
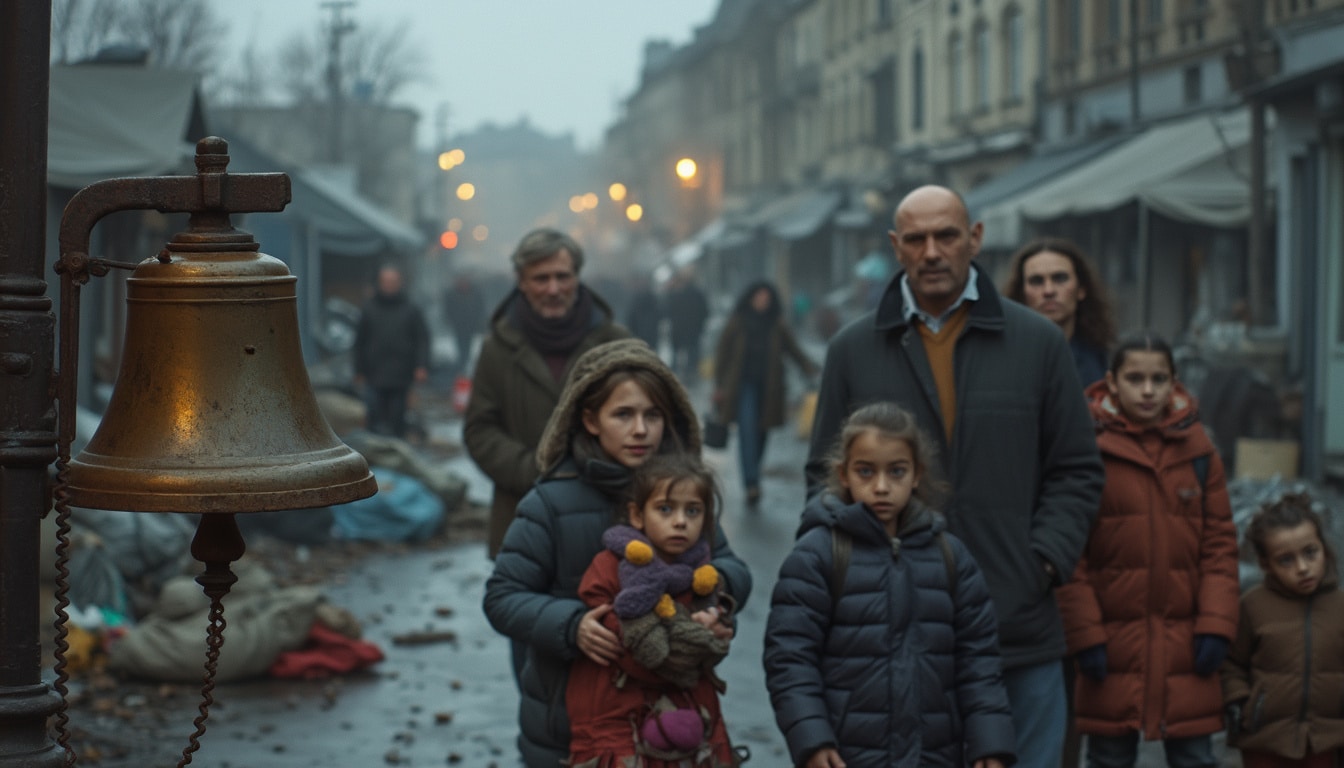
xmin=439 ymin=230 xmax=459 ymax=249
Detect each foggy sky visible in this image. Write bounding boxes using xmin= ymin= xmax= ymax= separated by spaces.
xmin=218 ymin=0 xmax=719 ymax=150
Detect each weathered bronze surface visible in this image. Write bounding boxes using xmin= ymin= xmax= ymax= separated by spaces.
xmin=60 ymin=137 xmax=377 ymax=513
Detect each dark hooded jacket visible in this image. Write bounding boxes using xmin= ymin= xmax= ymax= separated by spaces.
xmin=805 ymin=266 xmax=1104 ymax=671
xmin=763 ymin=492 xmax=1015 ymax=767
xmin=482 ymin=338 xmax=752 ymax=768
xmin=464 ymin=287 xmax=628 ymax=557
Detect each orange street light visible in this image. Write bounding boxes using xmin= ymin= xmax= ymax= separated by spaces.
xmin=625 ymin=203 xmax=644 ymax=222
xmin=456 ymin=182 xmax=475 ymax=201
xmin=608 ymin=183 xmax=627 ymax=202
xmin=675 ymin=157 xmax=697 ymax=181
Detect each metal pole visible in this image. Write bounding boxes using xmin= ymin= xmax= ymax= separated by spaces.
xmin=1129 ymin=0 xmax=1143 ymax=125
xmin=0 ymin=0 xmax=66 ymax=762
xmin=1245 ymin=0 xmax=1267 ymax=326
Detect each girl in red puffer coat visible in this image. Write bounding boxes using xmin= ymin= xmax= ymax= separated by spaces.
xmin=1057 ymin=332 xmax=1240 ymax=767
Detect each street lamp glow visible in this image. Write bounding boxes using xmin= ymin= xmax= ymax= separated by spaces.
xmin=675 ymin=158 xmax=697 ymax=181
xmin=447 ymin=217 xmax=463 ymax=232
xmin=472 ymin=224 xmax=489 ymax=242
xmin=437 ymin=152 xmax=455 ymax=170
xmin=581 ymin=192 xmax=599 ymax=210
xmin=568 ymin=196 xmax=584 ymax=213
xmin=625 ymin=203 xmax=644 ymax=222
xmin=608 ymin=183 xmax=627 ymax=202
xmin=456 ymin=182 xmax=475 ymax=200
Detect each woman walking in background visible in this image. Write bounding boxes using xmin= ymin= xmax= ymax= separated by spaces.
xmin=711 ymin=281 xmax=817 ymax=507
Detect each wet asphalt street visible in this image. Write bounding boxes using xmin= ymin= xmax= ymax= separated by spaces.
xmin=68 ymin=367 xmax=1234 ymax=766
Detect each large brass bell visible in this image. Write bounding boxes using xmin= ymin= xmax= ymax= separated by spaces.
xmin=62 ymin=137 xmax=377 ymax=514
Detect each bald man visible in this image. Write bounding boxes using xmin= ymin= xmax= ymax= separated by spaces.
xmin=805 ymin=185 xmax=1104 ymax=768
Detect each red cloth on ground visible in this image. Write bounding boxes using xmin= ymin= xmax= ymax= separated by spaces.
xmin=268 ymin=622 xmax=384 ymax=678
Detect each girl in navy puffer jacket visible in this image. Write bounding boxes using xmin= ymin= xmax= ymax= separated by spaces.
xmin=764 ymin=402 xmax=1016 ymax=768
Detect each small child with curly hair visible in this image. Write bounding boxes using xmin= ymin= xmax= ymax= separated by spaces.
xmin=1221 ymin=492 xmax=1344 ymax=767
xmin=565 ymin=454 xmax=741 ymax=767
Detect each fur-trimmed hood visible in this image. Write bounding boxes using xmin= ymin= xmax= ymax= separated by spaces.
xmin=535 ymin=338 xmax=701 ymax=473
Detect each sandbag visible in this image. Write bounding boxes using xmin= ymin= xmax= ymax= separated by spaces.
xmin=108 ymin=562 xmax=323 ymax=684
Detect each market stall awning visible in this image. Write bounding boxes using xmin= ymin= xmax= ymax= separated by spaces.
xmin=48 ymin=64 xmax=200 ymax=188
xmin=766 ymin=189 xmax=841 ymax=241
xmin=982 ymin=109 xmax=1253 ymax=237
xmin=965 ymin=135 xmax=1128 ymax=249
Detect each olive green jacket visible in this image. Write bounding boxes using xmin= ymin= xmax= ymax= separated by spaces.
xmin=463 ymin=289 xmax=628 ymax=557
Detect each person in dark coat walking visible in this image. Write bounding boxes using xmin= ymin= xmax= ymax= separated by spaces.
xmin=664 ymin=269 xmax=710 ymax=384
xmin=482 ymin=339 xmax=751 ymax=768
xmin=713 ymin=281 xmax=817 ymax=506
xmin=766 ymin=402 xmax=1014 ymax=767
xmin=623 ymin=273 xmax=664 ymax=352
xmin=353 ymin=264 xmax=430 ymax=439
xmin=442 ymin=273 xmax=486 ymax=377
xmin=464 ymin=228 xmax=629 ymax=559
xmin=806 ymin=185 xmax=1104 ymax=768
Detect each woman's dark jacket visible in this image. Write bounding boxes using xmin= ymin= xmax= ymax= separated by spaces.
xmin=763 ymin=493 xmax=1015 ymax=767
xmin=481 ymin=338 xmax=752 ymax=767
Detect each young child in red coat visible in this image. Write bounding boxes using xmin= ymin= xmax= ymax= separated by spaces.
xmin=1057 ymin=332 xmax=1240 ymax=767
xmin=565 ymin=454 xmax=740 ymax=767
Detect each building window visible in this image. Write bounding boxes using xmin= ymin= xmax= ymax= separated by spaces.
xmin=877 ymin=0 xmax=893 ymax=26
xmin=950 ymin=33 xmax=964 ymax=115
xmin=1006 ymin=7 xmax=1024 ymax=101
xmin=1147 ymin=0 xmax=1163 ymax=24
xmin=1069 ymin=0 xmax=1083 ymax=55
xmin=1183 ymin=64 xmax=1202 ymax=104
xmin=974 ymin=23 xmax=991 ymax=111
xmin=912 ymin=46 xmax=925 ymax=130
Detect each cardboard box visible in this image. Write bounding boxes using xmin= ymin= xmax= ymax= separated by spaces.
xmin=1234 ymin=438 xmax=1300 ymax=481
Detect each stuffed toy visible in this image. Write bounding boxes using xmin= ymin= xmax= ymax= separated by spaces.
xmin=600 ymin=525 xmax=731 ymax=689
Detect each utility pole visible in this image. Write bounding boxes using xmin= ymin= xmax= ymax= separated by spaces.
xmin=1242 ymin=0 xmax=1268 ymax=327
xmin=321 ymin=1 xmax=356 ymax=165
xmin=1129 ymin=0 xmax=1141 ymax=125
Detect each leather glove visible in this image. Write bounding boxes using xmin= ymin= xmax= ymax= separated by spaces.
xmin=1193 ymin=634 xmax=1229 ymax=677
xmin=1224 ymin=699 xmax=1245 ymax=741
xmin=1075 ymin=644 xmax=1107 ymax=682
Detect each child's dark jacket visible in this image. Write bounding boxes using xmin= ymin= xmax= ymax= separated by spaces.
xmin=1221 ymin=573 xmax=1344 ymax=758
xmin=763 ymin=492 xmax=1015 ymax=767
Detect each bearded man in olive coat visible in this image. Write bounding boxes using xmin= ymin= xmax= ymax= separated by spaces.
xmin=463 ymin=228 xmax=628 ymax=559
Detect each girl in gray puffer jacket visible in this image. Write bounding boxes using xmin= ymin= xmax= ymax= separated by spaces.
xmin=763 ymin=402 xmax=1016 ymax=767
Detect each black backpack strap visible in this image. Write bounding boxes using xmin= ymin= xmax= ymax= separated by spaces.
xmin=938 ymin=532 xmax=958 ymax=602
xmin=829 ymin=528 xmax=850 ymax=607
xmin=1193 ymin=454 xmax=1210 ymax=491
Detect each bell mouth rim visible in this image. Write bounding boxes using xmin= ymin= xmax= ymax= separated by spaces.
xmin=63 ymin=471 xmax=378 ymax=514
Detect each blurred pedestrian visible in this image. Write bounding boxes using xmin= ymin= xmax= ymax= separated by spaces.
xmin=1003 ymin=237 xmax=1116 ymax=389
xmin=806 ymin=185 xmax=1104 ymax=768
xmin=623 ymin=273 xmax=664 ymax=352
xmin=765 ymin=402 xmax=1014 ymax=768
xmin=353 ymin=264 xmax=430 ymax=439
xmin=664 ymin=268 xmax=710 ymax=384
xmin=566 ymin=453 xmax=740 ymax=766
xmin=1057 ymin=332 xmax=1239 ymax=768
xmin=1222 ymin=492 xmax=1344 ymax=767
xmin=713 ymin=281 xmax=817 ymax=507
xmin=464 ymin=228 xmax=629 ymax=560
xmin=482 ymin=339 xmax=751 ymax=768
xmin=442 ymin=273 xmax=486 ymax=378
